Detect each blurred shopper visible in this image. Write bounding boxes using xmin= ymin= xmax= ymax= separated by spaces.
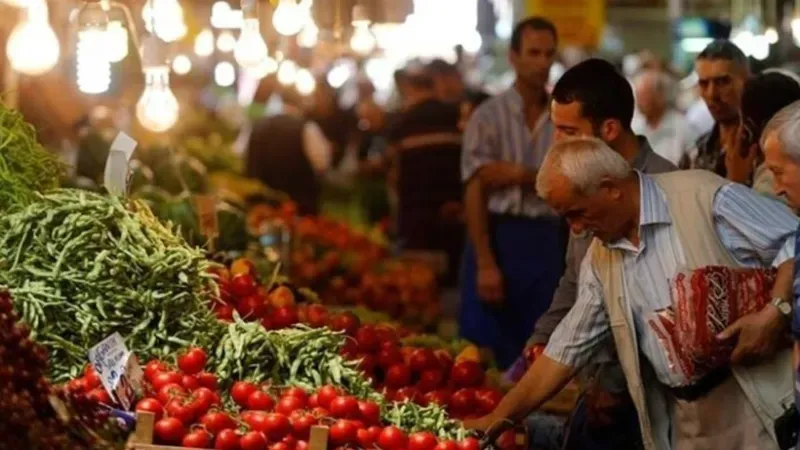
xmin=729 ymin=72 xmax=800 ymax=197
xmin=466 ymin=136 xmax=796 ymax=450
xmin=458 ymin=90 xmax=492 ymax=132
xmin=761 ymin=101 xmax=800 ymax=450
xmin=386 ymin=67 xmax=463 ymax=285
xmin=528 ymin=59 xmax=674 ymax=450
xmin=460 ymin=17 xmax=564 ymax=369
xmin=632 ymin=69 xmax=695 ymax=166
xmin=428 ymin=58 xmax=466 ymax=104
xmin=308 ymin=79 xmax=358 ymax=164
xmin=246 ymin=90 xmax=332 ymax=215
xmin=689 ymin=40 xmax=750 ymax=173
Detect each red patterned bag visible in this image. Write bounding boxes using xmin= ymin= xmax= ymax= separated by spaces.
xmin=649 ymin=266 xmax=776 ymax=383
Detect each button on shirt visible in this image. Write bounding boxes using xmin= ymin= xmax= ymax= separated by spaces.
xmin=461 ymin=88 xmax=555 ymax=218
xmin=545 ymin=173 xmax=797 ymax=387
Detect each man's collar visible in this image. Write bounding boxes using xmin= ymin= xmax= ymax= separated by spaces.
xmin=503 ymin=86 xmax=548 ymax=114
xmin=637 ymin=171 xmax=672 ymax=226
xmin=631 ymin=136 xmax=654 ymax=171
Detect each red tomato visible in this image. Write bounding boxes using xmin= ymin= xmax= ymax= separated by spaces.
xmin=377 ymin=346 xmax=405 ymax=369
xmin=290 ymin=411 xmax=317 ymax=440
xmin=152 ymin=371 xmax=183 ymax=392
xmin=215 ymin=429 xmax=241 ymax=450
xmin=67 ymin=378 xmax=86 ymax=393
xmin=183 ymin=429 xmax=213 ymax=448
xmin=358 ymin=401 xmax=381 ymax=425
xmin=201 ymin=411 xmax=237 ymax=435
xmin=238 ymin=295 xmax=267 ymax=320
xmin=154 ymin=417 xmax=186 ymax=445
xmin=271 ymin=306 xmax=299 ymax=329
xmin=409 ymin=432 xmax=438 ymax=450
xmin=329 ymin=420 xmax=357 ymax=446
xmin=230 ymin=273 xmax=257 ymax=297
xmin=295 ymin=441 xmax=309 ymax=450
xmin=190 ymin=387 xmax=219 ymax=415
xmin=276 ymin=395 xmax=306 ymax=415
xmin=157 ymin=383 xmax=187 ymax=405
xmin=374 ymin=326 xmax=399 ymax=345
xmin=282 ymin=387 xmax=308 ymax=402
xmin=84 ymin=366 xmax=102 ymax=389
xmin=136 ymin=397 xmax=164 ymax=421
xmin=178 ymin=348 xmax=208 ymax=375
xmin=449 ymin=389 xmax=477 ymax=414
xmin=449 ymin=362 xmax=484 ymax=388
xmin=231 ymin=381 xmax=258 ymax=407
xmin=263 ymin=413 xmax=292 ymax=441
xmin=378 ymin=426 xmax=409 ymax=450
xmin=316 ymin=385 xmax=340 ymax=409
xmin=395 ymin=387 xmax=421 ymax=403
xmin=356 ymin=354 xmax=378 ymax=375
xmin=385 ymin=364 xmax=412 ymax=388
xmin=416 ymin=369 xmax=444 ymax=392
xmin=243 ymin=411 xmax=270 ymax=433
xmin=340 ymin=339 xmax=359 ymax=359
xmin=357 ymin=428 xmax=377 ymax=449
xmin=355 ymin=325 xmax=380 ymax=352
xmin=329 ymin=312 xmax=360 ymax=335
xmin=145 ymin=360 xmax=168 ymax=382
xmin=305 ymin=304 xmax=329 ymax=328
xmin=88 ymin=388 xmax=112 ymax=404
xmin=435 ymin=441 xmax=460 ymax=450
xmin=409 ymin=349 xmax=438 ymax=372
xmin=423 ymin=390 xmax=451 ymax=407
xmin=329 ymin=395 xmax=359 ymax=418
xmin=496 ymin=430 xmax=516 ymax=450
xmin=307 ymin=393 xmax=319 ymax=408
xmin=182 ymin=375 xmax=201 ymax=391
xmin=475 ymin=388 xmax=503 ymax=414
xmin=310 ymin=407 xmax=330 ymax=418
xmin=458 ymin=437 xmax=480 ymax=450
xmin=248 ymin=390 xmax=276 ymax=411
xmin=197 ymin=372 xmax=219 ymax=390
xmin=240 ymin=431 xmax=268 ymax=450
xmin=166 ymin=398 xmax=196 ymax=425
xmin=215 ymin=304 xmax=236 ymax=322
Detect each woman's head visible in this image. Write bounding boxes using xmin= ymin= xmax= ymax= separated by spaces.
xmin=740 ymin=71 xmax=800 ymax=150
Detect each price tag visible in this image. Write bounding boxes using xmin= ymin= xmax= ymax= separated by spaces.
xmin=110 ymin=131 xmax=138 ymax=162
xmin=104 ymin=150 xmax=129 ymax=196
xmin=87 ymin=333 xmax=144 ymax=411
xmin=194 ymin=195 xmax=219 ymax=239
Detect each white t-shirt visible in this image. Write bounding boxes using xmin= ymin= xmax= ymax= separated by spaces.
xmin=632 ymin=109 xmax=697 ymax=167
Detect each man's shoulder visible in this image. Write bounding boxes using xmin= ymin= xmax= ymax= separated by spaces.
xmin=643 ymin=151 xmax=678 ymax=174
xmin=471 ymin=93 xmax=510 ymax=120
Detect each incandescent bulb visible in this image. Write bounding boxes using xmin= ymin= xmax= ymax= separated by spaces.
xmin=195 ymin=28 xmax=215 ymax=57
xmin=246 ymin=56 xmax=278 ymax=79
xmin=350 ymin=22 xmax=376 ymax=56
xmin=172 ymin=54 xmax=192 ymax=75
xmin=298 ymin=20 xmax=318 ymax=48
xmin=142 ymin=0 xmax=187 ymax=43
xmin=272 ymin=0 xmax=306 ymax=36
xmin=234 ymin=18 xmax=268 ymax=69
xmin=217 ymin=31 xmax=237 ymax=52
xmin=765 ymin=27 xmax=779 ymax=45
xmin=215 ymin=61 xmax=236 ymax=87
xmin=77 ymin=28 xmax=111 ymax=94
xmin=136 ymin=67 xmax=180 ymax=133
xmin=295 ymin=68 xmax=316 ymax=95
xmin=106 ymin=20 xmax=130 ymax=63
xmin=277 ymin=60 xmax=298 ymax=85
xmin=7 ymin=1 xmax=60 ymax=76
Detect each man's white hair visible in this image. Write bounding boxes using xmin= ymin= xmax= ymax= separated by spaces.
xmin=761 ymin=99 xmax=800 ymax=161
xmin=536 ymin=136 xmax=633 ymax=200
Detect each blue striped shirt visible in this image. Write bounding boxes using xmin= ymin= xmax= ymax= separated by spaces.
xmin=461 ymin=88 xmax=555 ymax=218
xmin=545 ymin=172 xmax=797 ymax=387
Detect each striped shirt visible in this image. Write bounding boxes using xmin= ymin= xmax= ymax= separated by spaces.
xmin=461 ymin=88 xmax=555 ymax=218
xmin=545 ymin=172 xmax=797 ymax=387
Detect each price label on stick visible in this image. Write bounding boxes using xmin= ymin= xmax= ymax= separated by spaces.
xmin=103 ymin=132 xmax=138 ymax=197
xmin=87 ymin=333 xmax=144 ymax=411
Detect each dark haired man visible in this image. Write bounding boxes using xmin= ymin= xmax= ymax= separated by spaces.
xmin=689 ymin=39 xmax=750 ymax=174
xmin=526 ymin=58 xmax=674 ymax=450
xmin=460 ymin=17 xmax=563 ymax=369
xmin=427 ymin=58 xmax=465 ymax=104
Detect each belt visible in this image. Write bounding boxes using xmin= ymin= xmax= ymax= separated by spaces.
xmin=668 ymin=366 xmax=732 ymax=402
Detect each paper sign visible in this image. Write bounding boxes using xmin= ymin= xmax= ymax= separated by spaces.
xmin=104 ymin=150 xmax=129 ymax=196
xmin=88 ymin=333 xmax=143 ymax=411
xmin=194 ymin=195 xmax=219 ymax=239
xmin=110 ymin=132 xmax=138 ymax=162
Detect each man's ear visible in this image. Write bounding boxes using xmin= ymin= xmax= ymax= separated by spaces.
xmin=599 ymin=119 xmax=623 ymax=143
xmin=598 ymin=176 xmax=623 ymax=200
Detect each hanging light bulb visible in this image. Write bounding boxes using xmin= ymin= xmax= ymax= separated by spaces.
xmin=295 ymin=68 xmax=316 ymax=95
xmin=137 ymin=36 xmax=179 ymax=132
xmin=106 ymin=20 xmax=130 ymax=63
xmin=277 ymin=60 xmax=298 ymax=86
xmin=298 ymin=20 xmax=318 ymax=48
xmin=172 ymin=54 xmax=192 ymax=75
xmin=350 ymin=6 xmax=375 ymax=56
xmin=74 ymin=1 xmax=110 ymax=93
xmin=195 ymin=28 xmax=215 ymax=57
xmin=142 ymin=0 xmax=187 ymax=43
xmin=245 ymin=56 xmax=278 ymax=79
xmin=215 ymin=61 xmax=237 ymax=87
xmin=6 ymin=0 xmax=60 ymax=76
xmin=217 ymin=31 xmax=237 ymax=52
xmin=272 ymin=0 xmax=306 ymax=36
xmin=234 ymin=19 xmax=268 ymax=69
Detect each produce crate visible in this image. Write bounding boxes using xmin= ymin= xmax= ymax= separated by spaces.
xmin=127 ymin=412 xmax=329 ymax=450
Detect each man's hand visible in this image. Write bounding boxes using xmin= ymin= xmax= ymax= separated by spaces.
xmin=477 ymin=162 xmax=536 ymax=190
xmin=725 ymin=142 xmax=758 ymax=184
xmin=463 ymin=414 xmax=498 ymax=434
xmin=717 ymin=304 xmax=787 ymax=365
xmin=477 ymin=263 xmax=504 ymax=305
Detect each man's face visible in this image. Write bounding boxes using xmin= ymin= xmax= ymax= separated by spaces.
xmin=763 ymin=132 xmax=800 ymax=209
xmin=696 ymin=58 xmax=746 ymax=123
xmin=510 ymin=29 xmax=556 ymax=88
xmin=544 ymin=172 xmax=628 ymax=242
xmin=551 ymin=100 xmax=595 ymax=142
xmin=634 ymin=74 xmax=665 ymax=118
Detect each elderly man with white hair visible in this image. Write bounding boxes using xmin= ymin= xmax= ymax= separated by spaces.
xmin=465 ymin=136 xmax=798 ymax=450
xmin=761 ymin=99 xmax=800 ymax=450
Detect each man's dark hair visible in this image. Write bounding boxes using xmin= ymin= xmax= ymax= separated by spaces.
xmin=697 ymin=39 xmax=750 ymax=72
xmin=741 ymin=71 xmax=800 ymax=144
xmin=427 ymin=58 xmax=459 ymax=76
xmin=405 ymin=70 xmax=435 ymax=90
xmin=552 ymin=58 xmax=634 ymax=131
xmin=510 ymin=16 xmax=557 ymax=53
xmin=463 ymin=90 xmax=491 ymax=109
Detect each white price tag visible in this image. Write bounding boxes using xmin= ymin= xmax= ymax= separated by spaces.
xmin=110 ymin=132 xmax=138 ymax=162
xmin=104 ymin=150 xmax=129 ymax=196
xmin=87 ymin=333 xmax=144 ymax=411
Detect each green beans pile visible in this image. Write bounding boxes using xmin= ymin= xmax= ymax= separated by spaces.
xmin=384 ymin=402 xmax=472 ymax=441
xmin=0 ymin=189 xmax=225 ymax=381
xmin=0 ymin=104 xmax=64 ymax=213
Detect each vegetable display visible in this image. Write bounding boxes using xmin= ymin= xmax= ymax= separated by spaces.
xmin=0 ymin=189 xmax=224 ymax=381
xmin=0 ymin=103 xmax=63 ymax=213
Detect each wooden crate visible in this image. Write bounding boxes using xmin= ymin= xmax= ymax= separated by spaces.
xmin=127 ymin=412 xmax=329 ymax=450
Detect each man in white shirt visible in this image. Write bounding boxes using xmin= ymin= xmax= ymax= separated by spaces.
xmin=632 ymin=69 xmax=696 ymax=166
